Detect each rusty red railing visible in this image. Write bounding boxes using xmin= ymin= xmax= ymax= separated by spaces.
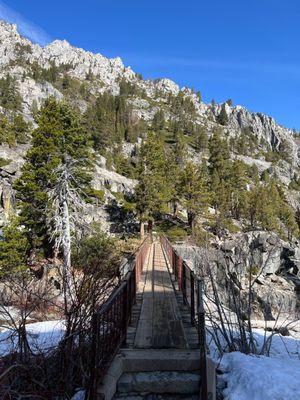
xmin=160 ymin=235 xmax=208 ymax=400
xmin=87 ymin=236 xmax=151 ymax=399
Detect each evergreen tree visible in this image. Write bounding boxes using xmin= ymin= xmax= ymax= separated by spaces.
xmin=0 ymin=115 xmax=14 ymax=145
xmin=174 ymin=131 xmax=186 ymax=165
xmin=0 ymin=74 xmax=22 ymax=111
xmin=12 ymin=115 xmax=31 ymax=144
xmin=14 ymin=98 xmax=91 ymax=255
xmin=180 ymin=162 xmax=210 ymax=230
xmin=0 ymin=218 xmax=30 ymax=276
xmin=217 ymin=103 xmax=229 ymax=126
xmin=208 ymin=129 xmax=231 ymax=212
xmin=193 ymin=126 xmax=208 ymax=152
xmin=152 ymin=110 xmax=165 ymax=132
xmin=165 ymin=150 xmax=181 ymax=217
xmin=228 ymin=160 xmax=249 ymax=219
xmin=84 ymin=93 xmax=116 ymax=149
xmin=208 ymin=129 xmax=230 ymax=178
xmin=135 ymin=132 xmax=172 ymax=236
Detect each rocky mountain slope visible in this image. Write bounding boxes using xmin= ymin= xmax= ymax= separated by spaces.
xmin=0 ymin=19 xmax=298 ymax=339
xmin=0 ymin=20 xmax=298 ymax=156
xmin=0 ymin=19 xmax=299 ymax=231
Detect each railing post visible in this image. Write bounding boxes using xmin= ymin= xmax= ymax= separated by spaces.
xmin=190 ymin=270 xmax=195 ymax=324
xmin=122 ymin=282 xmax=128 ymax=345
xmin=182 ymin=263 xmax=187 ymax=303
xmin=88 ymin=313 xmax=99 ymax=400
xmin=177 ymin=255 xmax=183 ymax=290
xmin=197 ymin=279 xmax=208 ymax=400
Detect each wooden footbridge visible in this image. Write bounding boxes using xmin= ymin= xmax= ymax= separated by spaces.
xmin=88 ymin=236 xmax=215 ymax=400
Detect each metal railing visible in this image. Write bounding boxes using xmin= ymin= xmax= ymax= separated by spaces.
xmin=160 ymin=235 xmax=208 ymax=400
xmin=87 ymin=236 xmax=151 ymax=399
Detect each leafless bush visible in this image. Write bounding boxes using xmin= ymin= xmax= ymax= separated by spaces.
xmin=0 ymin=232 xmax=122 ymax=399
xmin=188 ymin=233 xmax=299 ymax=357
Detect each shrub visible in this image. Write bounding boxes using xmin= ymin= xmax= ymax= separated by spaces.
xmin=155 ymin=220 xmax=188 ymax=241
xmin=72 ymin=229 xmax=121 ymax=276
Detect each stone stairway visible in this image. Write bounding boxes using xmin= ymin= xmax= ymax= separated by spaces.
xmin=114 ymin=370 xmax=200 ymax=399
xmin=112 ymin=348 xmax=202 ymax=400
xmin=114 ymin=395 xmax=199 ymax=400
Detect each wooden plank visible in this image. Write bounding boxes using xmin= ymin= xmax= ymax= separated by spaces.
xmin=134 ymin=242 xmax=188 ymax=349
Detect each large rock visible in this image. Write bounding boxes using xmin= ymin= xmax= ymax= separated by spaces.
xmin=175 ymin=231 xmax=300 ymax=319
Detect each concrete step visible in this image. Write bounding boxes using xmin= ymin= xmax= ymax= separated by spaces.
xmin=114 ymin=394 xmax=199 ymax=400
xmin=117 ymin=371 xmax=200 ymax=395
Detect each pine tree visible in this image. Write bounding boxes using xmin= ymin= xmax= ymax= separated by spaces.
xmin=208 ymin=129 xmax=231 ymax=213
xmin=193 ymin=126 xmax=208 ymax=152
xmin=0 ymin=218 xmax=30 ymax=276
xmin=229 ymin=160 xmax=249 ymax=219
xmin=0 ymin=74 xmax=22 ymax=111
xmin=152 ymin=110 xmax=165 ymax=132
xmin=14 ymin=98 xmax=91 ymax=255
xmin=180 ymin=162 xmax=210 ymax=230
xmin=174 ymin=131 xmax=186 ymax=165
xmin=12 ymin=114 xmax=31 ymax=144
xmin=135 ymin=132 xmax=172 ymax=236
xmin=217 ymin=103 xmax=229 ymax=126
xmin=208 ymin=129 xmax=230 ymax=178
xmin=0 ymin=115 xmax=14 ymax=145
xmin=165 ymin=150 xmax=181 ymax=217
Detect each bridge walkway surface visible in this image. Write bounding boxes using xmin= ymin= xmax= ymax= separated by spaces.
xmin=133 ymin=241 xmax=188 ymax=349
xmin=94 ymin=238 xmax=216 ymax=400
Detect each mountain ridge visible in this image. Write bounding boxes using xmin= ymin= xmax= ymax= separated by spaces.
xmin=0 ymin=19 xmax=298 ymax=141
xmin=0 ymin=18 xmax=299 ymax=214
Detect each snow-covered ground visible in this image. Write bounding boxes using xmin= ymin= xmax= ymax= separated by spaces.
xmin=221 ymin=351 xmax=300 ymax=400
xmin=0 ymin=320 xmax=65 ymax=356
xmin=0 ymin=318 xmax=299 ymax=400
xmin=210 ymin=328 xmax=300 ymax=400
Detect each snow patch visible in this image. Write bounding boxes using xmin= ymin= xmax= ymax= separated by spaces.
xmin=221 ymin=352 xmax=300 ymax=400
xmin=0 ymin=320 xmax=65 ymax=356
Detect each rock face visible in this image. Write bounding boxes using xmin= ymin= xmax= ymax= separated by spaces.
xmin=0 ymin=142 xmax=137 ymax=233
xmin=176 ymin=231 xmax=300 ymax=319
xmin=0 ymin=19 xmax=298 ymax=170
xmin=0 ymin=19 xmax=299 ymax=234
xmin=92 ymin=165 xmax=137 ymax=195
xmin=210 ymin=103 xmax=300 ymax=166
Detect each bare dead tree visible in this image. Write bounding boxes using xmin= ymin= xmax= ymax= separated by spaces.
xmin=46 ymin=155 xmax=88 ymax=311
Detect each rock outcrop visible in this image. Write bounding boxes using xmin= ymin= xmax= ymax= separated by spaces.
xmin=0 ymin=19 xmax=298 ymax=172
xmin=176 ymin=231 xmax=300 ymax=319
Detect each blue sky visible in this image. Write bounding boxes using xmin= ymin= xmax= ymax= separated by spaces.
xmin=0 ymin=0 xmax=300 ymax=130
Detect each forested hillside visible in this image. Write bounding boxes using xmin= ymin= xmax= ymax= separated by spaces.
xmin=0 ymin=19 xmax=299 ymax=400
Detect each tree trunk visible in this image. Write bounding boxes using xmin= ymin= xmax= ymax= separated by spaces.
xmin=62 ymin=198 xmax=71 ymax=275
xmin=173 ymin=201 xmax=178 ymax=218
xmin=147 ymin=220 xmax=153 ymax=236
xmin=61 ymin=186 xmax=73 ymax=306
xmin=188 ymin=212 xmax=195 ymax=231
xmin=147 ymin=220 xmax=153 ymax=238
xmin=140 ymin=221 xmax=145 ymax=239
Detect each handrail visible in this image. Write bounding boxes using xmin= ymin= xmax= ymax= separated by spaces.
xmin=160 ymin=235 xmax=208 ymax=400
xmin=87 ymin=235 xmax=151 ymax=399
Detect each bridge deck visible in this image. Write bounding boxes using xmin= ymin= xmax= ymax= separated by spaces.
xmin=134 ymin=241 xmax=188 ymax=349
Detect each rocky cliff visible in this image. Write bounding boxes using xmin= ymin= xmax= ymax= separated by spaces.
xmin=0 ymin=19 xmax=299 ymax=233
xmin=0 ymin=19 xmax=298 ymax=166
xmin=176 ymin=231 xmax=300 ymax=322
